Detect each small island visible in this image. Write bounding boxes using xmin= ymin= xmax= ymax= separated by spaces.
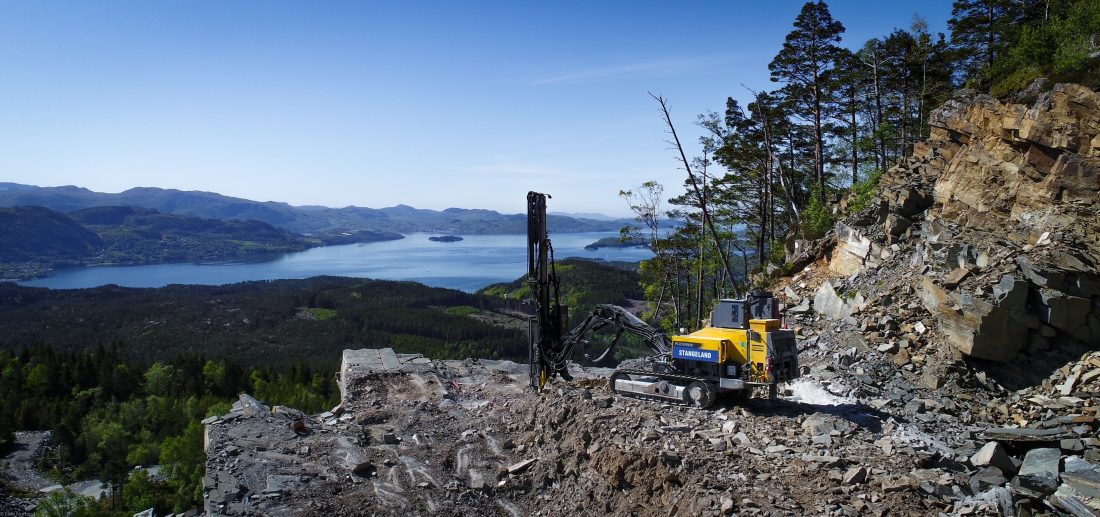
xmin=584 ymin=236 xmax=650 ymax=250
xmin=429 ymin=235 xmax=463 ymax=242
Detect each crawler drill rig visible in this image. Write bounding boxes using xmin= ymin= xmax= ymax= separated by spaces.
xmin=526 ymin=191 xmax=801 ymax=407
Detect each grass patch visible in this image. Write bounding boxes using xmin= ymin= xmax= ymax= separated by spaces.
xmin=847 ymin=170 xmax=882 ymax=215
xmin=442 ymin=305 xmax=479 ymax=317
xmin=306 ymin=307 xmax=337 ymax=320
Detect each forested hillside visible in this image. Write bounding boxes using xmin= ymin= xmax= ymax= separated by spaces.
xmin=0 ymin=205 xmax=333 ymax=280
xmin=69 ymin=206 xmax=314 ymax=264
xmin=0 ymin=345 xmax=338 ymax=514
xmin=0 ymin=207 xmax=103 ymax=264
xmin=479 ymin=258 xmax=643 ymax=323
xmin=0 ymin=276 xmax=534 ymax=513
xmin=0 ymin=277 xmax=526 ymax=369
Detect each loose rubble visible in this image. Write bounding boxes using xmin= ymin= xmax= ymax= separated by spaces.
xmin=205 ymin=349 xmax=940 ymax=516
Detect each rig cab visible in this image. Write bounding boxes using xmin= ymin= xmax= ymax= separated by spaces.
xmin=668 ymin=290 xmax=801 ymax=400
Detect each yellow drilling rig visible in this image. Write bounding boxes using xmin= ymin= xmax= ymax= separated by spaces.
xmin=526 ymin=191 xmax=800 ymax=408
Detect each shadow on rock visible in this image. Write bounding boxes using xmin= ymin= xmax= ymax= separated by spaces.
xmin=733 ymin=397 xmax=899 ymax=434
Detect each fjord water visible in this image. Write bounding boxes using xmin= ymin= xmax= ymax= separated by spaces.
xmin=20 ymin=232 xmax=653 ymax=292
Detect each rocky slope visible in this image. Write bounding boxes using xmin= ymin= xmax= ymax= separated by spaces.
xmin=780 ymin=82 xmax=1100 ymax=514
xmin=803 ymin=83 xmax=1099 ymax=378
xmin=203 ymin=83 xmax=1100 ymax=517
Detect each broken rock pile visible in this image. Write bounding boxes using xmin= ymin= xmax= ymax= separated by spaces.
xmin=205 ymin=348 xmax=962 ymax=516
xmin=776 ymin=83 xmax=1100 ymax=515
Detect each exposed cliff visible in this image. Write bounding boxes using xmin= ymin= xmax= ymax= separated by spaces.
xmin=812 ymin=83 xmax=1099 ymax=370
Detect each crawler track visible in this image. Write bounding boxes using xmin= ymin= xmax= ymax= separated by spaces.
xmin=610 ymin=369 xmax=718 ymax=407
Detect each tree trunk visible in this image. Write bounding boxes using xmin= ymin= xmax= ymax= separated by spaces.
xmin=670 ymin=268 xmax=682 ymax=328
xmin=919 ymin=57 xmax=928 ymax=138
xmin=696 ymin=220 xmax=705 ymax=329
xmin=651 ymin=276 xmax=667 ymax=322
xmin=812 ymin=76 xmax=825 ymax=189
xmin=696 ymin=168 xmax=707 ymax=329
xmin=901 ymin=65 xmax=909 ymax=158
xmin=986 ymin=4 xmax=995 ymax=69
xmin=870 ymin=47 xmax=887 ymax=172
xmin=765 ymin=117 xmax=801 ymax=222
xmin=850 ymin=89 xmax=859 ymax=184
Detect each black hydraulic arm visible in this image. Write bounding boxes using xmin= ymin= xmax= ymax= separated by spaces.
xmin=564 ymin=304 xmax=671 ymax=362
xmin=527 ymin=191 xmax=671 ymax=391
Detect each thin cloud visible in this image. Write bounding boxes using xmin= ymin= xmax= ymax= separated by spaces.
xmin=531 ymin=56 xmax=723 ymax=86
xmin=462 ymin=156 xmax=569 ymax=178
xmin=461 ymin=157 xmax=611 ymax=180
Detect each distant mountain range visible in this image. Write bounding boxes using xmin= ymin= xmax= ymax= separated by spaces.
xmin=0 ymin=183 xmax=630 ymax=235
xmin=549 ymin=211 xmax=620 ymax=221
xmin=0 ymin=204 xmax=402 ymax=279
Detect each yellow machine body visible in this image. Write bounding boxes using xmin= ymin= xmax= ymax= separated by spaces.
xmin=671 ymin=319 xmax=788 ymax=384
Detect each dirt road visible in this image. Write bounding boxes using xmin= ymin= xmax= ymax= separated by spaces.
xmin=1 ymin=432 xmax=54 ymax=492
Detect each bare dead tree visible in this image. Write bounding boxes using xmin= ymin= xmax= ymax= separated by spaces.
xmin=650 ymin=92 xmax=743 ymax=298
xmin=620 ymin=182 xmax=676 ymax=323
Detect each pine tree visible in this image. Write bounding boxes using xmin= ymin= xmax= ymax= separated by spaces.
xmin=768 ymin=1 xmax=847 ymax=191
xmin=833 ymin=49 xmax=868 ymax=184
xmin=948 ymin=0 xmax=1022 ymax=83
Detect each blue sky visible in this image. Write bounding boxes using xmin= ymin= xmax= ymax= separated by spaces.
xmin=0 ymin=1 xmax=952 ymax=216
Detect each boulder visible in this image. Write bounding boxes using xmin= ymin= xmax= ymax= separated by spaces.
xmin=971 ymin=441 xmax=1017 ymax=475
xmin=942 ymin=266 xmax=974 ymax=289
xmin=918 ymin=275 xmax=1031 ymax=361
xmin=508 ymin=458 xmax=537 ymax=475
xmin=813 ymin=281 xmax=866 ymax=321
xmin=1034 ymin=288 xmax=1094 ymax=343
xmin=883 ymin=214 xmax=912 ymax=241
xmin=1062 ymin=457 xmax=1100 ymax=499
xmin=1016 ymin=447 xmax=1061 ymax=495
xmin=830 ymin=223 xmax=873 ymax=275
xmin=236 ymin=394 xmax=269 ymax=418
xmin=843 ymin=466 xmax=868 ymax=485
xmin=893 ymin=188 xmax=933 ymax=217
xmin=969 ymin=467 xmax=1008 ymax=493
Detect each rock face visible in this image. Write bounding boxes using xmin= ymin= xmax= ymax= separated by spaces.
xmin=824 ymin=83 xmax=1100 ymax=363
xmin=930 ymin=85 xmax=1100 ymax=232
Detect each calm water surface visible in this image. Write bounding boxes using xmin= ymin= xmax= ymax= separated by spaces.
xmin=20 ymin=232 xmax=653 ymax=292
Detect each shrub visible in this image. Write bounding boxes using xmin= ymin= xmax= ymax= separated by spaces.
xmin=801 ymin=185 xmax=835 ymax=239
xmin=847 ymin=170 xmax=882 ymax=215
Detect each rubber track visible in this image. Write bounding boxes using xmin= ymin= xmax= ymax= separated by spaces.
xmin=610 ymin=369 xmax=710 ymax=406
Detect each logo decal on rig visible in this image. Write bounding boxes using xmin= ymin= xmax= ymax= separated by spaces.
xmin=672 ymin=345 xmax=718 ymax=363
